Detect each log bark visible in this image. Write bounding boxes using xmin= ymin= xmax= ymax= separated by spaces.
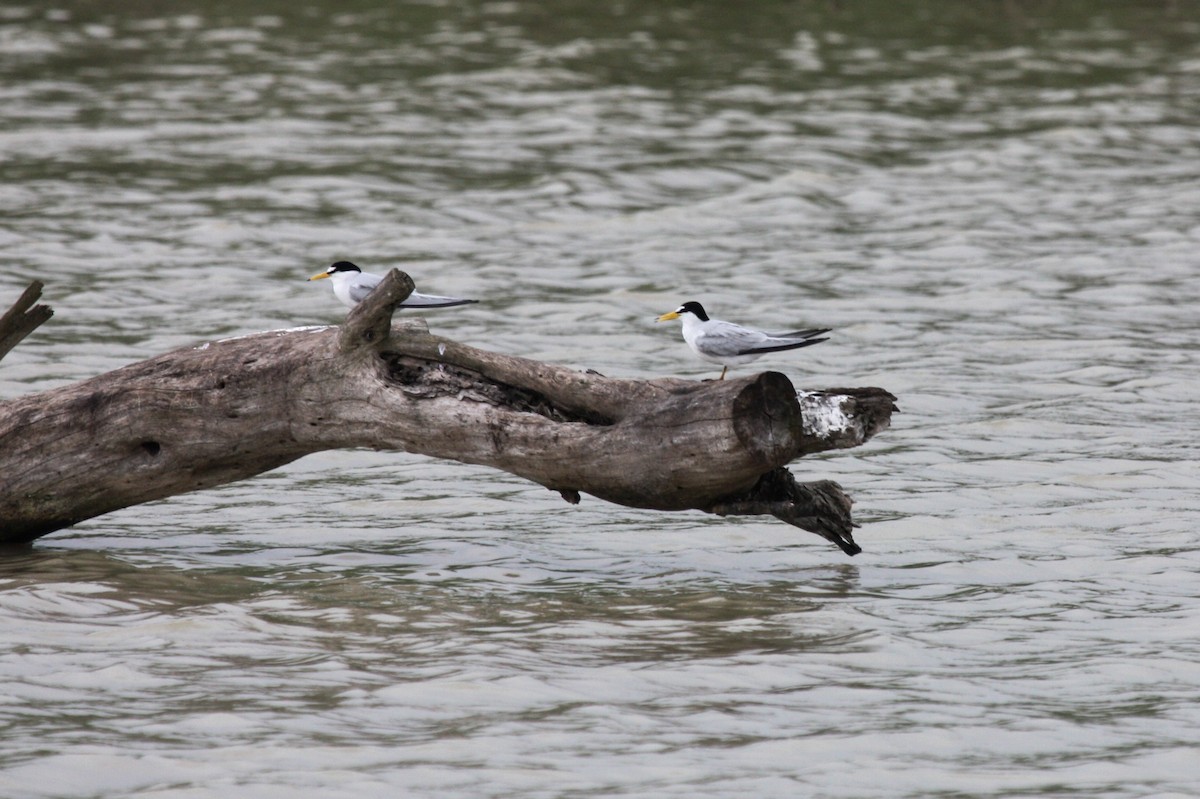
xmin=0 ymin=281 xmax=53 ymax=364
xmin=0 ymin=270 xmax=895 ymax=554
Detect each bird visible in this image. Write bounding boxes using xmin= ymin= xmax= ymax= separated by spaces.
xmin=656 ymin=301 xmax=830 ymax=380
xmin=307 ymin=261 xmax=477 ymax=310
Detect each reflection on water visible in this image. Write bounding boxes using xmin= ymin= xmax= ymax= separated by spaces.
xmin=2 ymin=0 xmax=1200 ymax=796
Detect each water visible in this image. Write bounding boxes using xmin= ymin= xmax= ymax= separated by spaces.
xmin=3 ymin=1 xmax=1200 ymax=796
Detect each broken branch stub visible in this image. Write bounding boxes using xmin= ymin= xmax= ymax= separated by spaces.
xmin=1 ymin=281 xmax=54 ymax=364
xmin=337 ymin=268 xmax=414 ymax=353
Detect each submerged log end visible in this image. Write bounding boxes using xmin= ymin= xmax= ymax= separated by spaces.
xmin=706 ymin=468 xmax=861 ymax=556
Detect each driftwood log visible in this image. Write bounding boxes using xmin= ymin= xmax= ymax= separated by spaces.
xmin=0 ymin=273 xmax=895 ymax=555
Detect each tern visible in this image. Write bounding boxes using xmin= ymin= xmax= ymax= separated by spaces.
xmin=307 ymin=261 xmax=477 ymax=310
xmin=656 ymin=301 xmax=830 ymax=380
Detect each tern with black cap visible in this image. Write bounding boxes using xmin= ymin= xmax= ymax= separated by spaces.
xmin=656 ymin=301 xmax=830 ymax=380
xmin=308 ymin=261 xmax=477 ymax=310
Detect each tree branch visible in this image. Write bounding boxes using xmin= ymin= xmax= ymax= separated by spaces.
xmin=338 ymin=268 xmax=414 ymax=353
xmin=0 ymin=281 xmax=53 ymax=364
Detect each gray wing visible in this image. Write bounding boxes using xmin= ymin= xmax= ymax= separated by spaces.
xmin=347 ymin=272 xmax=384 ymax=305
xmin=350 ymin=272 xmax=475 ymax=308
xmin=400 ymin=292 xmax=478 ymax=308
xmin=692 ymin=321 xmax=778 ymax=358
xmin=746 ymin=326 xmax=832 ymax=353
xmin=738 ymin=336 xmax=828 ymax=355
xmin=696 ymin=320 xmax=829 ymax=357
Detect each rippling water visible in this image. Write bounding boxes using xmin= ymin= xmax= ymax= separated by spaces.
xmin=3 ymin=2 xmax=1199 ymax=797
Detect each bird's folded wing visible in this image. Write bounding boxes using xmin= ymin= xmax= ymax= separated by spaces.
xmin=737 ymin=336 xmax=828 ymax=356
xmin=399 ymin=293 xmax=477 ymax=308
xmin=347 ymin=274 xmax=384 ymax=305
xmin=692 ymin=325 xmax=767 ymax=357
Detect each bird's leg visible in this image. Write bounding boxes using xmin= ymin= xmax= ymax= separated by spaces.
xmin=719 ymin=366 xmax=728 ymax=380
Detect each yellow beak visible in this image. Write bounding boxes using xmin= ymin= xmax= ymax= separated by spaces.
xmin=307 ymin=271 xmax=331 ymax=282
xmin=656 ymin=311 xmax=681 ymax=322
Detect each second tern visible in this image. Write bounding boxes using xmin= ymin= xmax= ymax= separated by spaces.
xmin=656 ymin=301 xmax=830 ymax=380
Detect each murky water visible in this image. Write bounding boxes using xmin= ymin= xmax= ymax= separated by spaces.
xmin=3 ymin=1 xmax=1200 ymax=796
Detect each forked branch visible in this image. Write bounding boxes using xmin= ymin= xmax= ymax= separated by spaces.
xmin=0 ymin=281 xmax=53 ymax=364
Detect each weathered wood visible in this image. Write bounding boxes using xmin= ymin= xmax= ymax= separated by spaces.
xmin=709 ymin=472 xmax=861 ymax=556
xmin=0 ymin=270 xmax=895 ymax=553
xmin=0 ymin=281 xmax=54 ymax=364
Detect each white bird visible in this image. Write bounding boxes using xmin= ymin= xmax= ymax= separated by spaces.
xmin=656 ymin=301 xmax=830 ymax=380
xmin=307 ymin=261 xmax=477 ymax=310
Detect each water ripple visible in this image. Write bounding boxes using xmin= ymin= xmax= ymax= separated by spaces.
xmin=3 ymin=2 xmax=1200 ymax=797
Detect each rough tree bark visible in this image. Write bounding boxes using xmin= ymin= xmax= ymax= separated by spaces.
xmin=0 ymin=273 xmax=895 ymax=555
